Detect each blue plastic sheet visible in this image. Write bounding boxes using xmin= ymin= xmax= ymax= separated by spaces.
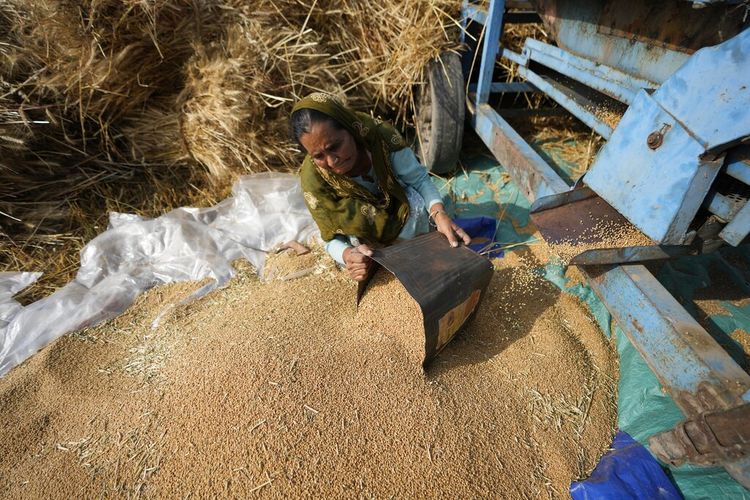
xmin=453 ymin=216 xmax=504 ymax=258
xmin=430 ymin=151 xmax=536 ymax=250
xmin=570 ymin=432 xmax=682 ymax=500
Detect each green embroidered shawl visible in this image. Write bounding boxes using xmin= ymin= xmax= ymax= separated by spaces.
xmin=294 ymin=93 xmax=410 ymax=244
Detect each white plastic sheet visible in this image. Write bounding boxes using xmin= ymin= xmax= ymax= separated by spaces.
xmin=0 ymin=272 xmax=42 ymax=331
xmin=0 ymin=173 xmax=318 ymax=376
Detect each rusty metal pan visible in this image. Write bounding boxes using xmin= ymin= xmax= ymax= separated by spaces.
xmin=530 ymin=187 xmax=649 ymax=245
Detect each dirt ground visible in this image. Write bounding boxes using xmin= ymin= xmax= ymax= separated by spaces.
xmin=0 ymin=246 xmax=618 ymax=498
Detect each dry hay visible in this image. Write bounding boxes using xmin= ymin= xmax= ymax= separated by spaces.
xmin=0 ymin=0 xmax=231 ymax=298
xmin=0 ymin=0 xmax=463 ymax=299
xmin=0 ymin=248 xmax=618 ymax=498
xmin=508 ymin=114 xmax=606 ymax=180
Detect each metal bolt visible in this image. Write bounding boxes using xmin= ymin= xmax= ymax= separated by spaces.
xmin=647 ymin=132 xmax=663 ymax=150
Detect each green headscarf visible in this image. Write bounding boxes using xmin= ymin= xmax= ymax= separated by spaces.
xmin=294 ymin=93 xmax=410 ymax=245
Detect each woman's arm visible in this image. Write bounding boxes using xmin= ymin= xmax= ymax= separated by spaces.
xmin=391 ymin=148 xmax=471 ymax=247
xmin=427 ymin=202 xmax=471 ymax=248
xmin=342 ymin=244 xmax=373 ymax=281
xmin=390 ymin=148 xmax=442 ymax=210
xmin=325 ymin=236 xmax=351 ymax=266
xmin=325 ymin=236 xmax=373 ymax=281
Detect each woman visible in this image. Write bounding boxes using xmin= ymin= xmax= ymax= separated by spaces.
xmin=290 ymin=93 xmax=470 ymax=281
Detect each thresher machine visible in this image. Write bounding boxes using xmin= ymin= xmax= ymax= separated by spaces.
xmin=416 ymin=0 xmax=750 ymax=488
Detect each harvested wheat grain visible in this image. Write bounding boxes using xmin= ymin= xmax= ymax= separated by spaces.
xmin=262 ymin=248 xmax=323 ymax=282
xmin=584 ymin=104 xmax=624 ymax=130
xmin=548 ymin=219 xmax=654 ymax=265
xmin=0 ymin=250 xmax=618 ymax=498
xmin=355 ymin=269 xmax=425 ymax=369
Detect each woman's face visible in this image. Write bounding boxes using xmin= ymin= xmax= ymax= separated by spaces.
xmin=299 ymin=120 xmax=359 ymax=176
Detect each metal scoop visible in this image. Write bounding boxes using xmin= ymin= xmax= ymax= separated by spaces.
xmin=357 ymin=232 xmax=494 ymax=367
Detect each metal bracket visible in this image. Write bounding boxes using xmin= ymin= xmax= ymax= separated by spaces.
xmin=650 ymin=398 xmax=750 ymax=489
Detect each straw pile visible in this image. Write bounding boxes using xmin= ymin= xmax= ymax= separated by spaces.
xmin=0 ymin=0 xmax=463 ymax=299
xmin=0 ymin=249 xmax=619 ymax=497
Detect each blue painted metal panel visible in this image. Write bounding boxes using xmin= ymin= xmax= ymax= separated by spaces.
xmin=518 ymin=66 xmax=614 ymax=139
xmin=462 ymin=0 xmax=750 ymax=488
xmin=545 ymin=6 xmax=690 ymax=84
xmin=719 ymin=199 xmax=750 ymax=246
xmin=706 ymin=191 xmax=743 ymax=221
xmin=459 ymin=1 xmax=469 ymax=44
xmin=653 ymin=29 xmax=750 ymax=156
xmin=463 ymin=2 xmax=487 ymax=25
xmin=470 ymin=103 xmax=569 ymax=201
xmin=475 ymin=0 xmax=505 ymax=106
xmin=584 ymin=90 xmax=723 ymax=243
xmin=500 ymin=48 xmax=526 ymax=66
xmin=725 ymin=151 xmax=750 ymax=186
xmin=468 ymin=82 xmax=536 ymax=93
xmin=522 ymin=38 xmax=655 ymax=104
xmin=584 ymin=263 xmax=750 ymax=487
xmin=583 ymin=264 xmax=750 ymax=405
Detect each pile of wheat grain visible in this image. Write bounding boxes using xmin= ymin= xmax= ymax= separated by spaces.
xmin=0 ymin=249 xmax=618 ymax=497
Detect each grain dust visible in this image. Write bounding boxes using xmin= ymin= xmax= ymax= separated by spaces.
xmin=1 ymin=250 xmax=618 ymax=498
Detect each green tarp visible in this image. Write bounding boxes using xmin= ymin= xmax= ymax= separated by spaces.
xmin=433 ymin=146 xmax=750 ymax=499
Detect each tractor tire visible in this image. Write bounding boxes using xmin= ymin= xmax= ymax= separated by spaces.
xmin=415 ymin=51 xmax=465 ymax=174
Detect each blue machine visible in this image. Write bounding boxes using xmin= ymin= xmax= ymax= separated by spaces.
xmin=460 ymin=0 xmax=750 ymax=489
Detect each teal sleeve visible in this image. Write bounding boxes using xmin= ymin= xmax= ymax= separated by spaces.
xmin=324 ymin=235 xmax=350 ymax=266
xmin=390 ymin=148 xmax=443 ymax=209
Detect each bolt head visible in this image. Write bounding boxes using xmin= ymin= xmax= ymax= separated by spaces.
xmin=647 ymin=132 xmax=663 ymax=150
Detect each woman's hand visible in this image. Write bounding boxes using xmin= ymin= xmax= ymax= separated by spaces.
xmin=431 ymin=206 xmax=471 ymax=248
xmin=342 ymin=244 xmax=374 ymax=281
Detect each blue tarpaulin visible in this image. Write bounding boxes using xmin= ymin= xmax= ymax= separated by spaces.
xmin=570 ymin=432 xmax=682 ymax=500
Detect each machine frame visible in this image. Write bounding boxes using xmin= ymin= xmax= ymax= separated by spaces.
xmin=460 ymin=0 xmax=750 ymax=487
